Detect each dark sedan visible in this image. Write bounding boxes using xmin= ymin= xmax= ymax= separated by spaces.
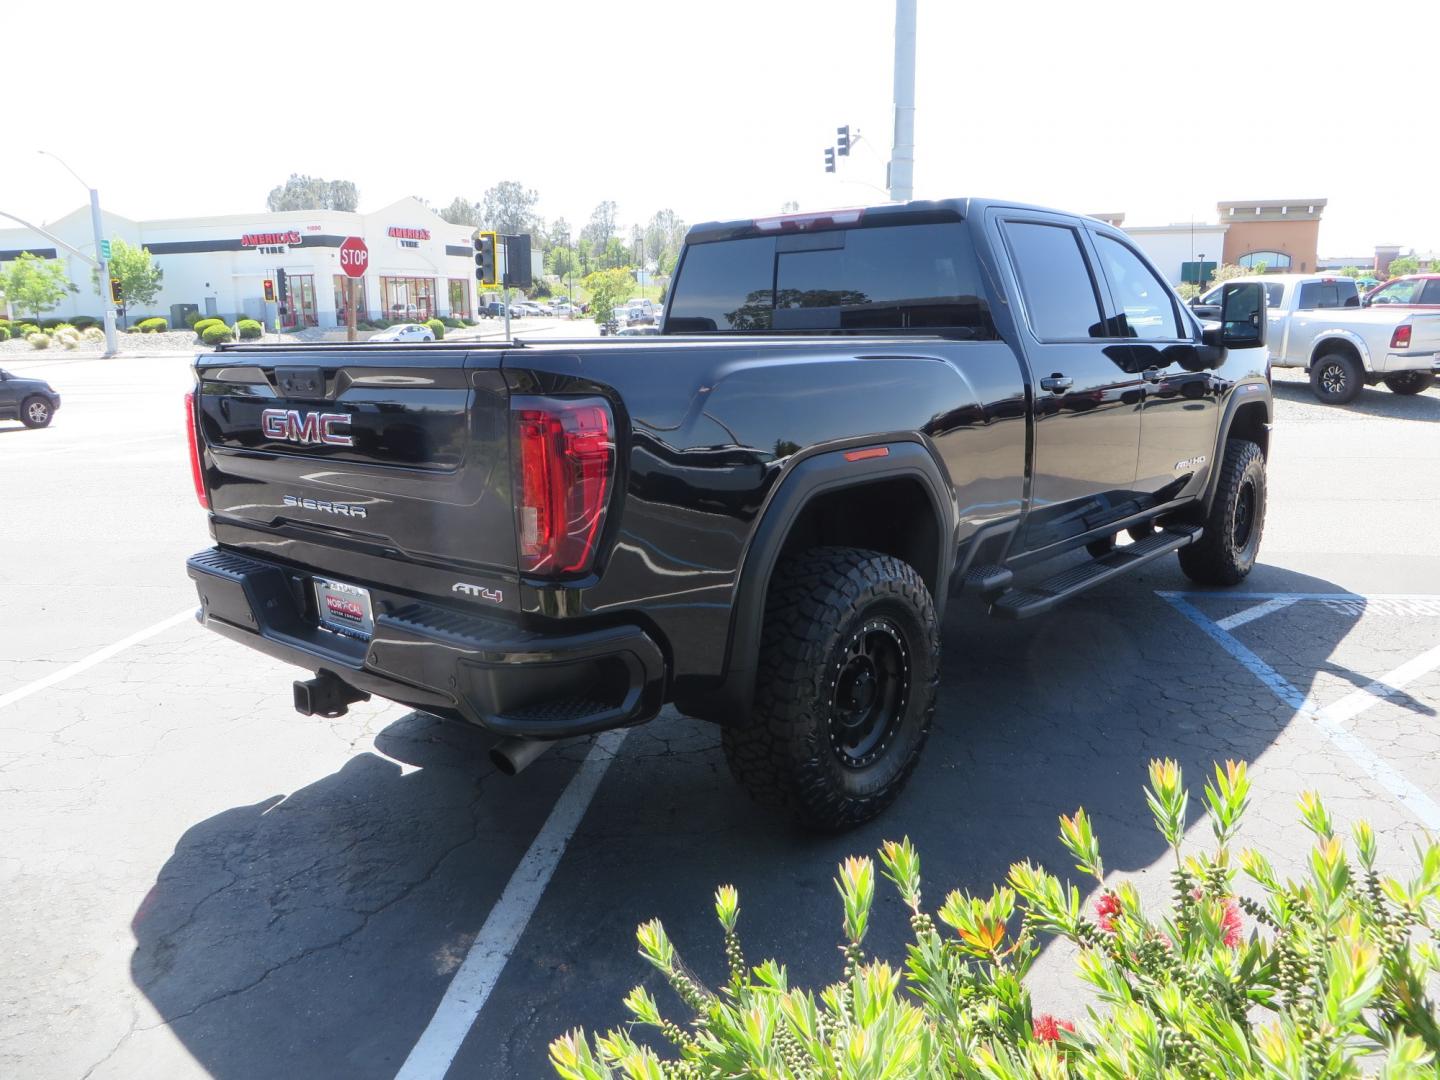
xmin=0 ymin=368 xmax=61 ymax=428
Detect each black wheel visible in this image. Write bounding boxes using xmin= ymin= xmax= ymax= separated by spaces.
xmin=1382 ymin=371 xmax=1434 ymax=396
xmin=1178 ymin=439 xmax=1266 ymax=586
xmin=722 ymin=547 xmax=939 ymax=830
xmin=20 ymin=396 xmax=53 ymax=428
xmin=1085 ymin=535 xmax=1116 ymax=558
xmin=1309 ymin=353 xmax=1363 ymax=404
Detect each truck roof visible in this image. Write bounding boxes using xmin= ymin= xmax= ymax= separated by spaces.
xmin=684 ymin=197 xmax=1115 ymax=245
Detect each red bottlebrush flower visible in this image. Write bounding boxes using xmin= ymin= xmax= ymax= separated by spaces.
xmin=1094 ymin=892 xmax=1121 ymax=933
xmin=1222 ymin=899 xmax=1244 ymax=948
xmin=1033 ymin=1014 xmax=1075 ymax=1042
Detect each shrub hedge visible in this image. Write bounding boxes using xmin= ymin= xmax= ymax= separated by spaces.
xmin=201 ymin=323 xmax=235 ymax=345
xmin=0 ymin=327 xmax=9 ymax=342
xmin=136 ymin=317 xmax=169 ymax=333
xmin=27 ymin=332 xmax=52 ymax=350
xmin=193 ymin=318 xmax=224 ymax=337
xmin=16 ymin=323 xmax=40 ymax=337
xmin=81 ymin=327 xmax=105 ymax=343
xmin=424 ymin=318 xmax=445 ymax=340
xmin=70 ymin=316 xmax=99 ymax=329
xmin=184 ymin=311 xmax=208 ymax=328
xmin=553 ymin=760 xmax=1440 ymax=1079
xmin=235 ymin=319 xmax=263 ymax=340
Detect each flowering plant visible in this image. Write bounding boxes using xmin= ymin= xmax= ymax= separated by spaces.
xmin=552 ymin=759 xmax=1440 ymax=1078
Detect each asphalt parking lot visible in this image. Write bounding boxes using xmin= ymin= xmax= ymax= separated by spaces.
xmin=2 ymin=356 xmax=1438 ymax=1079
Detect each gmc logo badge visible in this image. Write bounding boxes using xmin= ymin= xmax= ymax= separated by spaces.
xmin=261 ymin=408 xmax=353 ymax=447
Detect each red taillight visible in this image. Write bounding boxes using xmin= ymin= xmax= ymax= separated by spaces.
xmin=512 ymin=397 xmax=614 ymax=575
xmin=1391 ymin=325 xmax=1413 ymax=349
xmin=184 ymin=391 xmax=208 ymax=509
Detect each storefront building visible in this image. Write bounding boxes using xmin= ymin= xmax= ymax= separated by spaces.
xmin=0 ymin=197 xmax=480 ymax=328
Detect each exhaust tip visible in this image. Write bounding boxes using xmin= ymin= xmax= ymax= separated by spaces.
xmin=490 ymin=736 xmax=553 ymax=777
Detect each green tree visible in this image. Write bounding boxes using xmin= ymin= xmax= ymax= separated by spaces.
xmin=547 ymin=245 xmax=578 ymax=280
xmin=481 ymin=181 xmax=541 ymax=237
xmin=439 ymin=196 xmax=483 ymax=226
xmin=2 ymin=253 xmax=73 ymax=326
xmin=1207 ymin=263 xmax=1254 ymax=288
xmin=599 ymin=236 xmax=630 ymax=270
xmin=582 ymin=268 xmax=634 ymax=327
xmin=643 ymin=208 xmax=686 ymax=278
xmin=580 ymin=201 xmax=618 ymax=249
xmin=92 ymin=239 xmax=163 ymax=317
xmin=265 ymin=174 xmax=359 ymax=212
xmin=1387 ymin=255 xmax=1421 ymax=277
xmin=1334 ymin=266 xmax=1364 ymax=278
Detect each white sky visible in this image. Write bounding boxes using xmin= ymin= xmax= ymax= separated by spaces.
xmin=5 ymin=0 xmax=1437 ymax=257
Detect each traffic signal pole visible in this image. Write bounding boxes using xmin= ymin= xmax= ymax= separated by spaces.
xmin=88 ymin=188 xmax=118 ymax=357
xmin=888 ymin=0 xmax=917 ymax=203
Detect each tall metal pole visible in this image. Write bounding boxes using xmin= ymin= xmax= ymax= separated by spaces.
xmin=88 ymin=188 xmax=119 ymax=356
xmin=888 ymin=0 xmax=917 ymax=203
xmin=39 ymin=153 xmax=118 ymax=357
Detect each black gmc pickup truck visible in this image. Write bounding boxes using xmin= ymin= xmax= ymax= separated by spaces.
xmin=185 ymin=198 xmax=1271 ymax=829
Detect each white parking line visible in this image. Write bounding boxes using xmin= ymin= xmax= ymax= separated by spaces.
xmin=1160 ymin=592 xmax=1440 ymax=829
xmin=394 ymin=728 xmax=629 ymax=1080
xmin=1216 ymin=596 xmax=1298 ymax=631
xmin=1318 ymin=642 xmax=1440 ymax=726
xmin=0 ymin=608 xmax=196 ymax=711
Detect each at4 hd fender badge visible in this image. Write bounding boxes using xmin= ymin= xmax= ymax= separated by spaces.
xmin=453 ymin=582 xmax=504 ymax=604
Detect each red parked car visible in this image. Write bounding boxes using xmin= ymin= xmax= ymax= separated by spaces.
xmin=1364 ymin=273 xmax=1440 ymax=309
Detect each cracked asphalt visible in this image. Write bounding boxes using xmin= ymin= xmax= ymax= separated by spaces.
xmin=2 ymin=357 xmax=1438 ymax=1079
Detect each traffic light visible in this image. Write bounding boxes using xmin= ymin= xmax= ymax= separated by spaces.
xmin=262 ymin=279 xmax=276 ymax=303
xmin=824 ymin=147 xmax=836 ymax=173
xmin=276 ymin=268 xmax=288 ymax=305
xmin=837 ymin=125 xmax=851 ymax=156
xmin=503 ymin=234 xmax=532 ymax=289
xmin=474 ymin=231 xmax=498 ymax=286
xmin=109 ymin=277 xmax=123 ymax=304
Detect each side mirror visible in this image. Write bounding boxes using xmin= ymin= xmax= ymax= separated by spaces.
xmin=1203 ymin=281 xmax=1266 ymax=350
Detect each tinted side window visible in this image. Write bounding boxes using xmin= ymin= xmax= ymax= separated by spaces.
xmin=666 ymin=236 xmax=775 ymax=331
xmin=1266 ymin=283 xmax=1284 ymax=309
xmin=1093 ymin=234 xmax=1180 ymax=339
xmin=1422 ymin=280 xmax=1440 ymax=305
xmin=772 ymin=224 xmax=994 ymax=336
xmin=666 ymin=223 xmax=996 ymax=336
xmin=1003 ymin=222 xmax=1105 ymax=340
xmin=1297 ymin=282 xmax=1349 ymax=309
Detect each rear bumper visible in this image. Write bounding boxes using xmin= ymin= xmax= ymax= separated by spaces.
xmin=187 ymin=546 xmax=666 ymax=738
xmin=1380 ymin=350 xmax=1438 ymax=373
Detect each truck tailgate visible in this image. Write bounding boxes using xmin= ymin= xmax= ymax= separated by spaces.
xmin=1407 ymin=312 xmax=1440 ymax=354
xmin=194 ymin=348 xmax=516 ymax=588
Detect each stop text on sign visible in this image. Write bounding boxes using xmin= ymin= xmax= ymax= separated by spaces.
xmin=338 ymin=236 xmax=369 ymax=277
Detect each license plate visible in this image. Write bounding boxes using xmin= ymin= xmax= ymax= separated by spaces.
xmin=314 ymin=578 xmax=374 ymax=639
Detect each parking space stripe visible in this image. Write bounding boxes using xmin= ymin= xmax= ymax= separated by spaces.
xmin=1161 ymin=593 xmax=1440 ymax=830
xmin=394 ymin=728 xmax=629 ymax=1080
xmin=1318 ymin=642 xmax=1440 ymax=726
xmin=1216 ymin=596 xmax=1299 ymax=631
xmin=0 ymin=607 xmax=197 ymax=711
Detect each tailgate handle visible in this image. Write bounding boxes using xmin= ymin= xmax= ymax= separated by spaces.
xmin=276 ymin=367 xmax=326 ymax=399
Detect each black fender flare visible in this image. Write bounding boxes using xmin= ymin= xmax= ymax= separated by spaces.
xmin=1202 ymin=382 xmax=1272 ymax=513
xmin=680 ymin=439 xmax=954 ymax=724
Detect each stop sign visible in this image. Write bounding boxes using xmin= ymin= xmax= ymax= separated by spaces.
xmin=338 ymin=236 xmax=369 ymax=277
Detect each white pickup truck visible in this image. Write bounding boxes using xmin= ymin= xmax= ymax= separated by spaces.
xmin=1192 ymin=274 xmax=1440 ymax=403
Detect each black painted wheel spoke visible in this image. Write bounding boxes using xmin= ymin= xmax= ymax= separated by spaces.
xmin=829 ymin=617 xmax=910 ymax=769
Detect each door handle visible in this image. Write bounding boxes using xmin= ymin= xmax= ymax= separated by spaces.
xmin=1039 ymin=374 xmax=1073 ymax=393
xmin=1143 ymin=366 xmax=1163 ymax=384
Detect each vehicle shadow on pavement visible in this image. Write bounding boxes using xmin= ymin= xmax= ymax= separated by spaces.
xmin=130 ymin=563 xmax=1362 ymax=1079
xmin=1271 ymin=378 xmax=1440 ymax=420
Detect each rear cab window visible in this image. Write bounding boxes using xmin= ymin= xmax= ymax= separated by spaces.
xmin=665 ymin=222 xmax=997 ymax=338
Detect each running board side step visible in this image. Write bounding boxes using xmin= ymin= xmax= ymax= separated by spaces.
xmin=988 ymin=525 xmax=1202 ymax=620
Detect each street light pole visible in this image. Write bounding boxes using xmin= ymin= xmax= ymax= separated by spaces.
xmin=888 ymin=0 xmax=917 ymax=203
xmin=39 ymin=151 xmax=118 ymax=358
